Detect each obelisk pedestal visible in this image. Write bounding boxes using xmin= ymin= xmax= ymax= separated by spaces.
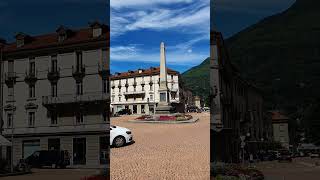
xmin=155 ymin=42 xmax=174 ymax=114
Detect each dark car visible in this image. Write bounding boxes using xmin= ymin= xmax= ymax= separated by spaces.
xmin=24 ymin=150 xmax=70 ymax=168
xmin=278 ymin=150 xmax=292 ymax=162
xmin=187 ymin=106 xmax=201 ymax=113
xmin=117 ymin=109 xmax=132 ymax=115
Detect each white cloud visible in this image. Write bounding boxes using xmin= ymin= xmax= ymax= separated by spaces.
xmin=111 ymin=44 xmax=208 ymax=65
xmin=111 ymin=1 xmax=210 ymax=38
xmin=111 ymin=0 xmax=193 ymax=9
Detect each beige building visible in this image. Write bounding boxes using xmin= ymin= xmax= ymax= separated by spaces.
xmin=110 ymin=67 xmax=184 ymax=114
xmin=270 ymin=111 xmax=290 ymax=149
xmin=0 ymin=22 xmax=110 ymax=168
xmin=194 ymin=96 xmax=201 ymax=108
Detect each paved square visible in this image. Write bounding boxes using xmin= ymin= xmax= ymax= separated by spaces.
xmin=110 ymin=113 xmax=210 ymax=180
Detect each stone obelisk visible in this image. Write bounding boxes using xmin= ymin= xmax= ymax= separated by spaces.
xmin=155 ymin=42 xmax=174 ymax=114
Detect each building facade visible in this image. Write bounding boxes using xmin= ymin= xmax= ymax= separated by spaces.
xmin=110 ymin=67 xmax=185 ymax=115
xmin=210 ymin=31 xmax=270 ymax=163
xmin=0 ymin=22 xmax=110 ymax=168
xmin=270 ymin=111 xmax=290 ymax=149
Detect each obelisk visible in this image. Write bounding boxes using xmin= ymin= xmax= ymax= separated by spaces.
xmin=155 ymin=42 xmax=174 ymax=114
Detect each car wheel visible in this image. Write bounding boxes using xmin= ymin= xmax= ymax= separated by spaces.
xmin=113 ymin=136 xmax=126 ymax=147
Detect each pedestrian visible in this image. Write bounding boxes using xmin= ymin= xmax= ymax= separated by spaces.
xmin=249 ymin=153 xmax=254 ymax=163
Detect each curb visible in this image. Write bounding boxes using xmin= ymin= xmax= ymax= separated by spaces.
xmin=0 ymin=171 xmax=32 ymax=177
xmin=128 ymin=118 xmax=199 ymax=124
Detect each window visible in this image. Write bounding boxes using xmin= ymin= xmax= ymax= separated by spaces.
xmin=141 ymin=105 xmax=145 ymax=114
xmin=171 ymin=75 xmax=174 ymax=80
xmin=142 ymin=85 xmax=144 ymax=91
xmin=76 ymin=112 xmax=84 ymax=124
xmin=102 ymin=80 xmax=107 ymax=93
xmin=102 ymin=111 xmax=107 ymax=122
xmin=150 ymin=84 xmax=153 ymax=91
xmin=58 ymin=34 xmax=66 ymax=42
xmin=8 ymin=87 xmax=13 ymax=97
xmin=172 ymin=92 xmax=176 ymax=100
xmin=150 ymin=95 xmax=153 ymax=100
xmin=8 ymin=61 xmax=14 ymax=73
xmin=29 ymin=85 xmax=35 ymax=98
xmin=93 ymin=28 xmax=102 ymax=37
xmin=126 ymin=86 xmax=128 ymax=92
xmin=112 ymin=96 xmax=114 ymax=102
xmin=51 ymin=55 xmax=58 ymax=72
xmin=17 ymin=39 xmax=24 ymax=48
xmin=29 ymin=60 xmax=35 ymax=75
xmin=52 ymin=83 xmax=57 ymax=97
xmin=76 ymin=82 xmax=83 ymax=95
xmin=76 ymin=51 xmax=83 ymax=71
xmin=28 ymin=112 xmax=35 ymax=127
xmin=134 ymin=86 xmax=136 ymax=92
xmin=7 ymin=113 xmax=12 ymax=128
xmin=119 ymin=96 xmax=121 ymax=102
xmin=99 ymin=136 xmax=108 ymax=164
xmin=48 ymin=138 xmax=60 ymax=151
xmin=51 ymin=113 xmax=58 ymax=125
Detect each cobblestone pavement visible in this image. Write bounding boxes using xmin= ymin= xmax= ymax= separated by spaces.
xmin=110 ymin=113 xmax=210 ymax=180
xmin=255 ymin=157 xmax=320 ymax=180
xmin=1 ymin=168 xmax=102 ymax=180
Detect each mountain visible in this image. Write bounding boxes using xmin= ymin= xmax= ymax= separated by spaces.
xmin=182 ymin=0 xmax=320 ymax=142
xmin=181 ymin=57 xmax=210 ymax=105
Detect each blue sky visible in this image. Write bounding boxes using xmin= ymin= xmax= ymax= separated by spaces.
xmin=110 ymin=0 xmax=210 ymax=74
xmin=0 ymin=0 xmax=108 ymax=42
xmin=212 ymin=0 xmax=295 ymax=38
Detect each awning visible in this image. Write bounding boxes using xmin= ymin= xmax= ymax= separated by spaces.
xmin=0 ymin=135 xmax=11 ymax=146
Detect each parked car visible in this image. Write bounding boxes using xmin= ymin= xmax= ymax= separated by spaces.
xmin=117 ymin=109 xmax=132 ymax=115
xmin=310 ymin=152 xmax=320 ymax=158
xmin=261 ymin=151 xmax=277 ymax=161
xmin=110 ymin=125 xmax=133 ymax=148
xmin=23 ymin=150 xmax=70 ymax=168
xmin=186 ymin=106 xmax=201 ymax=113
xmin=277 ymin=150 xmax=292 ymax=162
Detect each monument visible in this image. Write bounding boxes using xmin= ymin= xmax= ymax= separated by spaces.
xmin=155 ymin=42 xmax=175 ymax=114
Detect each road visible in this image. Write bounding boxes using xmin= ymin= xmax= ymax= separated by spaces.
xmin=1 ymin=168 xmax=101 ymax=180
xmin=255 ymin=157 xmax=320 ymax=180
xmin=110 ymin=113 xmax=210 ymax=180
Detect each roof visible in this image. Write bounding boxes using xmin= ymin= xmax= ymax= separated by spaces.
xmin=111 ymin=67 xmax=179 ymax=80
xmin=269 ymin=111 xmax=289 ymax=123
xmin=2 ymin=25 xmax=109 ymax=53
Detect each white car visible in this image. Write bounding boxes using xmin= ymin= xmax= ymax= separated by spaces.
xmin=110 ymin=125 xmax=133 ymax=147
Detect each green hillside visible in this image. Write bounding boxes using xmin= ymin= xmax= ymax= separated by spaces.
xmin=181 ymin=57 xmax=210 ymax=105
xmin=182 ymin=0 xmax=320 ymax=142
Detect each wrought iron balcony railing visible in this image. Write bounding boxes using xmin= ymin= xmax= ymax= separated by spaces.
xmin=42 ymin=91 xmax=108 ymax=106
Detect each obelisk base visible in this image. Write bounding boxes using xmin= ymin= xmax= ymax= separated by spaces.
xmin=155 ymin=104 xmax=175 ymax=114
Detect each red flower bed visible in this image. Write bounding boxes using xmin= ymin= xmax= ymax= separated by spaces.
xmin=135 ymin=115 xmax=152 ymax=120
xmin=159 ymin=116 xmax=176 ymax=121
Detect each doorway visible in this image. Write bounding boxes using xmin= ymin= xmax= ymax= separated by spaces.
xmin=73 ymin=138 xmax=86 ymax=165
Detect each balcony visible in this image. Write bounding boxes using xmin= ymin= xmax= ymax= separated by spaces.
xmin=98 ymin=63 xmax=109 ymax=80
xmin=42 ymin=91 xmax=109 ymax=107
xmin=72 ymin=65 xmax=86 ymax=82
xmin=47 ymin=68 xmax=60 ymax=83
xmin=24 ymin=70 xmax=38 ymax=85
xmin=4 ymin=72 xmax=17 ymax=87
xmin=2 ymin=123 xmax=108 ymax=137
